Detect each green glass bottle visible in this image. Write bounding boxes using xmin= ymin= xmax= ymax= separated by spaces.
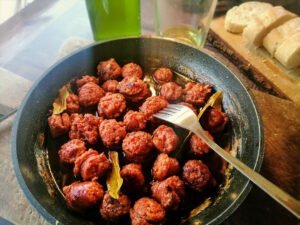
xmin=85 ymin=0 xmax=141 ymax=41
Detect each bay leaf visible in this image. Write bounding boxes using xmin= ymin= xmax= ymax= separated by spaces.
xmin=106 ymin=151 xmax=123 ymax=199
xmin=52 ymin=84 xmax=71 ymax=115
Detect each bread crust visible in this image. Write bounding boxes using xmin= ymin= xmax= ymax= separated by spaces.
xmin=263 ymin=17 xmax=300 ymax=56
xmin=243 ymin=6 xmax=296 ymax=47
xmin=225 ymin=1 xmax=272 ymax=34
xmin=274 ymin=32 xmax=300 ymax=69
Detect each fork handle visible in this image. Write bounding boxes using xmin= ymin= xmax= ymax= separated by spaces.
xmin=194 ymin=127 xmax=300 ymax=219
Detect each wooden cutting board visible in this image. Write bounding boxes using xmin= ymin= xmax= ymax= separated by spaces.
xmin=208 ymin=16 xmax=300 ymax=105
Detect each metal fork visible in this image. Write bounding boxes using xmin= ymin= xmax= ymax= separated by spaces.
xmin=154 ymin=104 xmax=300 ymax=218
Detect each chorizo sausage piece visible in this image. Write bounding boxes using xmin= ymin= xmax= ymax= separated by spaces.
xmin=99 ymin=119 xmax=127 ymax=147
xmin=200 ymin=108 xmax=228 ymax=134
xmin=190 ymin=131 xmax=214 ymax=156
xmin=183 ymin=160 xmax=211 ymax=192
xmin=152 ymin=125 xmax=179 ymax=154
xmin=120 ymin=163 xmax=145 ymax=193
xmin=97 ymin=58 xmax=122 ymax=81
xmin=139 ymin=96 xmax=168 ymax=118
xmin=183 ymin=82 xmax=212 ymax=105
xmin=130 ymin=197 xmax=166 ymax=225
xmin=80 ymin=114 xmax=102 ymax=145
xmin=151 ymin=176 xmax=185 ymax=211
xmin=100 ymin=191 xmax=131 ymax=221
xmin=160 ymin=82 xmax=182 ymax=102
xmin=118 ymin=77 xmax=150 ymax=102
xmin=58 ymin=139 xmax=86 ymax=164
xmin=78 ymin=82 xmax=105 ymax=107
xmin=73 ymin=149 xmax=111 ymax=181
xmin=66 ymin=93 xmax=80 ymax=114
xmin=48 ymin=113 xmax=70 ymax=138
xmin=69 ymin=113 xmax=103 ymax=145
xmin=153 ymin=67 xmax=173 ymax=84
xmin=124 ymin=110 xmax=147 ymax=131
xmin=101 ymin=80 xmax=119 ymax=93
xmin=63 ymin=181 xmax=104 ymax=212
xmin=152 ymin=153 xmax=180 ymax=181
xmin=126 ymin=84 xmax=151 ymax=103
xmin=69 ymin=113 xmax=83 ymax=139
xmin=98 ymin=93 xmax=126 ymax=119
xmin=122 ymin=131 xmax=153 ymax=163
xmin=76 ymin=75 xmax=99 ymax=90
xmin=122 ymin=62 xmax=143 ymax=79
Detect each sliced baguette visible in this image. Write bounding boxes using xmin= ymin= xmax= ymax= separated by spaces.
xmin=274 ymin=32 xmax=300 ymax=69
xmin=225 ymin=1 xmax=272 ymax=33
xmin=243 ymin=6 xmax=296 ymax=47
xmin=263 ymin=17 xmax=300 ymax=56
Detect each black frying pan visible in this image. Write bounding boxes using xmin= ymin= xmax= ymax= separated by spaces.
xmin=12 ymin=37 xmax=263 ymax=225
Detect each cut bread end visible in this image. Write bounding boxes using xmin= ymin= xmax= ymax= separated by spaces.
xmin=225 ymin=1 xmax=272 ymax=34
xmin=224 ymin=7 xmax=245 ymax=33
xmin=274 ymin=32 xmax=300 ymax=69
xmin=243 ymin=6 xmax=296 ymax=47
xmin=263 ymin=17 xmax=300 ymax=56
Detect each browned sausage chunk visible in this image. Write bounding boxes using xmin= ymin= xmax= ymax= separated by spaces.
xmin=97 ymin=58 xmax=122 ymax=80
xmin=102 ymin=80 xmax=119 ymax=93
xmin=153 ymin=67 xmax=173 ymax=84
xmin=124 ymin=110 xmax=147 ymax=131
xmin=63 ymin=181 xmax=104 ymax=212
xmin=76 ymin=75 xmax=99 ymax=90
xmin=179 ymin=102 xmax=197 ymax=114
xmin=160 ymin=82 xmax=182 ymax=102
xmin=152 ymin=153 xmax=180 ymax=181
xmin=58 ymin=139 xmax=86 ymax=164
xmin=183 ymin=82 xmax=212 ymax=105
xmin=122 ymin=62 xmax=143 ymax=79
xmin=139 ymin=96 xmax=168 ymax=118
xmin=151 ymin=176 xmax=185 ymax=211
xmin=48 ymin=113 xmax=70 ymax=138
xmin=69 ymin=113 xmax=103 ymax=145
xmin=183 ymin=160 xmax=211 ymax=192
xmin=78 ymin=82 xmax=105 ymax=107
xmin=74 ymin=149 xmax=111 ymax=181
xmin=98 ymin=93 xmax=126 ymax=119
xmin=100 ymin=191 xmax=131 ymax=221
xmin=152 ymin=125 xmax=179 ymax=154
xmin=66 ymin=93 xmax=80 ymax=114
xmin=130 ymin=197 xmax=166 ymax=225
xmin=118 ymin=77 xmax=150 ymax=102
xmin=190 ymin=131 xmax=214 ymax=156
xmin=120 ymin=163 xmax=145 ymax=193
xmin=122 ymin=131 xmax=153 ymax=163
xmin=201 ymin=108 xmax=228 ymax=134
xmin=99 ymin=119 xmax=126 ymax=147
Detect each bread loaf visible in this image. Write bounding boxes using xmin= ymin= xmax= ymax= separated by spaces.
xmin=243 ymin=6 xmax=296 ymax=47
xmin=224 ymin=1 xmax=272 ymax=33
xmin=263 ymin=17 xmax=300 ymax=56
xmin=274 ymin=32 xmax=300 ymax=69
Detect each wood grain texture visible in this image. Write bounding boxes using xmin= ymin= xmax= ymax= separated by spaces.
xmin=252 ymin=89 xmax=300 ymax=198
xmin=209 ymin=16 xmax=300 ymax=105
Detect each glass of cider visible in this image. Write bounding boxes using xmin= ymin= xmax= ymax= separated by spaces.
xmin=85 ymin=0 xmax=141 ymax=41
xmin=154 ymin=0 xmax=217 ymax=48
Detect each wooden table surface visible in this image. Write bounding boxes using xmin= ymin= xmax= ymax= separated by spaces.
xmin=0 ymin=1 xmax=299 ymax=225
